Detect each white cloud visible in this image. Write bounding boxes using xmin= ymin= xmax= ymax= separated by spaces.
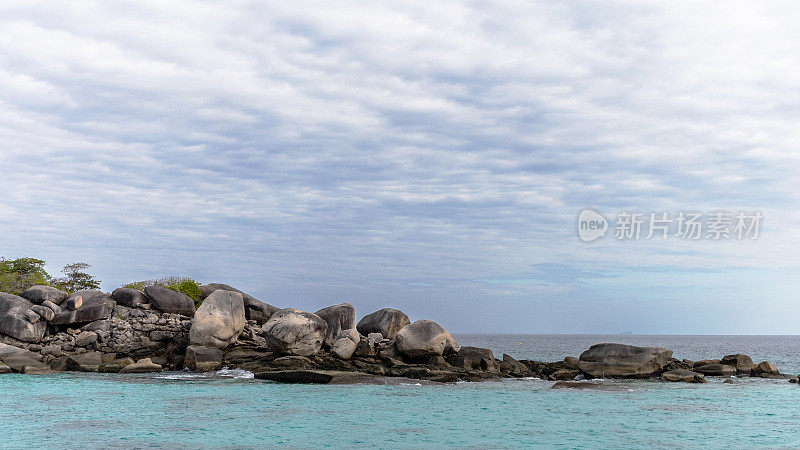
xmin=1 ymin=0 xmax=799 ymax=332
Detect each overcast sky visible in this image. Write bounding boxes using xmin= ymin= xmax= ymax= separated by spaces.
xmin=2 ymin=1 xmax=800 ymax=333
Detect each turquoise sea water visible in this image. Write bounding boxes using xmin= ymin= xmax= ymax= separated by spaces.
xmin=2 ymin=335 xmax=800 ymax=449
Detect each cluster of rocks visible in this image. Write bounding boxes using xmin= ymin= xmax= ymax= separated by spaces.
xmin=0 ymin=284 xmax=795 ymax=385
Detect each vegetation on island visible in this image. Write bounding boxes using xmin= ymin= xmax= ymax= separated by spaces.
xmin=124 ymin=276 xmax=203 ymax=307
xmin=0 ymin=257 xmax=201 ymax=305
xmin=0 ymin=257 xmax=101 ymax=295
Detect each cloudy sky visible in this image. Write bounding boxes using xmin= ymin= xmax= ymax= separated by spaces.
xmin=2 ymin=1 xmax=800 ymax=333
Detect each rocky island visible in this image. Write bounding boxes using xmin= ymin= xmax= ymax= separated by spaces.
xmin=0 ymin=283 xmax=792 ymax=385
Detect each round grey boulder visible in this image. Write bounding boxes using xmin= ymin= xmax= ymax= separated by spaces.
xmin=144 ymin=285 xmax=195 ymax=317
xmin=331 ymin=337 xmax=358 ymax=360
xmin=356 ymin=308 xmax=410 ymax=340
xmin=395 ymin=319 xmax=459 ymax=359
xmin=262 ymin=308 xmax=327 ymax=357
xmin=189 ymin=290 xmax=246 ymax=349
xmin=0 ymin=293 xmax=47 ymax=343
xmin=20 ymin=285 xmax=69 ymax=305
xmin=199 ymin=283 xmax=280 ymax=325
xmin=315 ymin=303 xmax=355 ymax=348
xmin=112 ymin=288 xmax=148 ymax=308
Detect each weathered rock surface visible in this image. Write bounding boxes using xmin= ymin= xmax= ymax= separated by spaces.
xmin=262 ymin=309 xmax=327 ymax=356
xmin=99 ymin=357 xmax=136 ymax=373
xmin=356 ymin=308 xmax=410 ymax=340
xmin=720 ymin=354 xmax=756 ymax=375
xmin=660 ymin=369 xmax=706 ymax=383
xmin=144 ymin=286 xmax=195 ymax=317
xmin=66 ymin=352 xmax=103 ymax=372
xmin=200 ymin=283 xmax=279 ymax=325
xmin=578 ymin=343 xmax=673 ymax=379
xmin=20 ymin=285 xmax=69 ymax=305
xmin=31 ymin=305 xmax=55 ymax=321
xmin=315 ymin=303 xmax=355 ymax=348
xmin=0 ymin=343 xmax=49 ymax=373
xmin=119 ymin=358 xmax=162 ymax=373
xmin=112 ymin=288 xmax=148 ymax=308
xmin=189 ymin=290 xmax=245 ymax=348
xmin=694 ymin=363 xmax=737 ymax=376
xmin=457 ymin=347 xmax=496 ymax=372
xmin=754 ymin=361 xmax=779 ymax=375
xmin=0 ymin=293 xmax=46 ymax=343
xmin=50 ymin=293 xmax=115 ymax=325
xmin=185 ymin=345 xmax=224 ymax=372
xmin=395 ymin=320 xmax=459 ymax=359
xmin=331 ymin=337 xmax=358 ymax=360
xmin=42 ymin=300 xmax=61 ymax=315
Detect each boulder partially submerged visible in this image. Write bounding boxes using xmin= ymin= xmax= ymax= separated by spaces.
xmin=578 ymin=343 xmax=673 ymax=379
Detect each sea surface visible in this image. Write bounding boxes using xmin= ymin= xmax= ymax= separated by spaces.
xmin=2 ymin=334 xmax=800 ymax=449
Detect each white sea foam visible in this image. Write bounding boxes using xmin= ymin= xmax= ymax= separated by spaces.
xmin=215 ymin=367 xmax=255 ymax=379
xmin=154 ymin=367 xmax=254 ymax=380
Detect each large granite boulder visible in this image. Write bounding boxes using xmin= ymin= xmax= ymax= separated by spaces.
xmin=189 ymin=290 xmax=246 ymax=349
xmin=695 ymin=363 xmax=737 ymax=376
xmin=457 ymin=346 xmax=497 ymax=369
xmin=0 ymin=343 xmax=49 ymax=373
xmin=315 ymin=303 xmax=355 ymax=348
xmin=0 ymin=293 xmax=46 ymax=343
xmin=331 ymin=339 xmax=358 ymax=360
xmin=144 ymin=286 xmax=195 ymax=317
xmin=753 ymin=361 xmax=779 ymax=376
xmin=577 ymin=343 xmax=673 ymax=379
xmin=66 ymin=352 xmax=103 ymax=372
xmin=20 ymin=285 xmax=69 ymax=305
xmin=112 ymin=288 xmax=148 ymax=308
xmin=262 ymin=308 xmax=327 ymax=357
xmin=50 ymin=292 xmax=115 ymax=325
xmin=356 ymin=308 xmax=410 ymax=340
xmin=200 ymin=283 xmax=279 ymax=325
xmin=395 ymin=320 xmax=459 ymax=359
xmin=185 ymin=345 xmax=224 ymax=372
xmin=720 ymin=354 xmax=756 ymax=375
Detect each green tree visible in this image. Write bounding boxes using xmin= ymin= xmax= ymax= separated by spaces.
xmin=54 ymin=262 xmax=101 ymax=293
xmin=0 ymin=257 xmax=51 ymax=294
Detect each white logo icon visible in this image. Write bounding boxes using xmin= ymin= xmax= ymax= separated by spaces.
xmin=577 ymin=209 xmax=608 ymax=242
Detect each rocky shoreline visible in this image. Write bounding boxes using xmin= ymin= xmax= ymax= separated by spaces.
xmin=0 ymin=283 xmax=795 ymax=385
